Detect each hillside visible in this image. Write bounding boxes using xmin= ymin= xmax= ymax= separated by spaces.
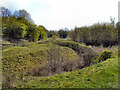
xmin=2 ymin=42 xmax=79 ymax=73
xmin=16 ymin=57 xmax=118 ymax=88
xmin=1 ymin=6 xmax=119 ymax=89
xmin=2 ymin=39 xmax=118 ymax=88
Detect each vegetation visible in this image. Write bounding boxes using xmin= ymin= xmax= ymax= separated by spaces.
xmin=16 ymin=57 xmax=118 ymax=88
xmin=96 ymin=50 xmax=113 ymax=62
xmin=58 ymin=29 xmax=69 ymax=38
xmin=2 ymin=7 xmax=47 ymax=41
xmin=2 ymin=41 xmax=81 ymax=88
xmin=1 ymin=7 xmax=119 ymax=89
xmin=2 ymin=43 xmax=78 ymax=72
xmin=52 ymin=39 xmax=98 ymax=66
xmin=46 ymin=30 xmax=59 ymax=38
xmin=69 ymin=22 xmax=118 ymax=47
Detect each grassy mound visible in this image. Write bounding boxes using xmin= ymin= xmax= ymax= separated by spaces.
xmin=16 ymin=57 xmax=118 ymax=88
xmin=2 ymin=39 xmax=118 ymax=88
xmin=2 ymin=43 xmax=78 ymax=73
xmin=52 ymin=39 xmax=98 ymax=66
xmin=2 ymin=42 xmax=81 ymax=88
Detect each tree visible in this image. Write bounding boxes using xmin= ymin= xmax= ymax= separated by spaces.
xmin=13 ymin=10 xmax=19 ymax=18
xmin=37 ymin=25 xmax=46 ymax=40
xmin=47 ymin=30 xmax=59 ymax=38
xmin=3 ymin=22 xmax=27 ymax=39
xmin=58 ymin=29 xmax=68 ymax=38
xmin=68 ymin=22 xmax=118 ymax=47
xmin=26 ymin=24 xmax=38 ymax=41
xmin=18 ymin=9 xmax=32 ymax=22
xmin=110 ymin=16 xmax=115 ymax=27
xmin=2 ymin=7 xmax=47 ymax=41
xmin=0 ymin=7 xmax=12 ymax=17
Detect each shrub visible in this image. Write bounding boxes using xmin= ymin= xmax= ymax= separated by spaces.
xmin=60 ymin=58 xmax=84 ymax=72
xmin=2 ymin=72 xmax=18 ymax=88
xmin=52 ymin=35 xmax=58 ymax=39
xmin=27 ymin=58 xmax=84 ymax=76
xmin=96 ymin=50 xmax=112 ymax=62
xmin=3 ymin=23 xmax=27 ymax=39
xmin=52 ymin=40 xmax=98 ymax=66
xmin=26 ymin=44 xmax=84 ymax=76
xmin=26 ymin=64 xmax=51 ymax=76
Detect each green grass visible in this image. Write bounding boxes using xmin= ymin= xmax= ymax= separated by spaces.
xmin=2 ymin=39 xmax=118 ymax=88
xmin=2 ymin=43 xmax=78 ymax=73
xmin=16 ymin=57 xmax=118 ymax=88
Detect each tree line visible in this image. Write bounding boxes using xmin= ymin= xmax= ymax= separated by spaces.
xmin=1 ymin=7 xmax=119 ymax=47
xmin=1 ymin=7 xmax=47 ymax=41
xmin=69 ymin=21 xmax=119 ymax=47
xmin=1 ymin=7 xmax=69 ymax=41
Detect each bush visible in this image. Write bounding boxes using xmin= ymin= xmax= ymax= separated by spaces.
xmin=96 ymin=50 xmax=112 ymax=62
xmin=3 ymin=23 xmax=27 ymax=39
xmin=52 ymin=40 xmax=98 ymax=66
xmin=52 ymin=35 xmax=58 ymax=39
xmin=26 ymin=44 xmax=84 ymax=76
xmin=60 ymin=59 xmax=84 ymax=72
xmin=26 ymin=64 xmax=51 ymax=76
xmin=27 ymin=58 xmax=84 ymax=76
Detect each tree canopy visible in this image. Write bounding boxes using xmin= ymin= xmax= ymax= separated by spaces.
xmin=1 ymin=7 xmax=47 ymax=41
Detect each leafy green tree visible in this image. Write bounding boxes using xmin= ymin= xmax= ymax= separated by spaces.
xmin=3 ymin=22 xmax=27 ymax=39
xmin=47 ymin=30 xmax=59 ymax=38
xmin=69 ymin=22 xmax=118 ymax=47
xmin=25 ymin=24 xmax=47 ymax=41
xmin=1 ymin=7 xmax=12 ymax=17
xmin=2 ymin=7 xmax=47 ymax=41
xmin=13 ymin=9 xmax=32 ymax=22
xmin=37 ymin=25 xmax=47 ymax=39
xmin=58 ymin=29 xmax=68 ymax=38
xmin=26 ymin=24 xmax=37 ymax=41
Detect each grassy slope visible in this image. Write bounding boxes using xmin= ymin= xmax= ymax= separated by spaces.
xmin=2 ymin=43 xmax=78 ymax=73
xmin=16 ymin=57 xmax=118 ymax=88
xmin=2 ymin=39 xmax=118 ymax=88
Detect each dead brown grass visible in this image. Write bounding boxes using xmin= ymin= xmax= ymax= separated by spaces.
xmin=92 ymin=45 xmax=118 ymax=54
xmin=26 ymin=58 xmax=84 ymax=76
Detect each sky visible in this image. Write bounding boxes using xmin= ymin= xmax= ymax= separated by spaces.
xmin=0 ymin=0 xmax=120 ymax=30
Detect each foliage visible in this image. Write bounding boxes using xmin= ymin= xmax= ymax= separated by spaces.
xmin=26 ymin=44 xmax=83 ymax=76
xmin=2 ymin=42 xmax=78 ymax=73
xmin=96 ymin=50 xmax=113 ymax=62
xmin=3 ymin=22 xmax=27 ymax=39
xmin=2 ymin=40 xmax=118 ymax=88
xmin=1 ymin=6 xmax=32 ymax=22
xmin=69 ymin=22 xmax=118 ymax=47
xmin=1 ymin=6 xmax=119 ymax=89
xmin=58 ymin=29 xmax=69 ymax=38
xmin=16 ymin=58 xmax=118 ymax=88
xmin=2 ymin=41 xmax=80 ymax=88
xmin=0 ymin=7 xmax=12 ymax=17
xmin=37 ymin=25 xmax=47 ymax=40
xmin=25 ymin=25 xmax=47 ymax=41
xmin=47 ymin=30 xmax=59 ymax=38
xmin=2 ymin=7 xmax=47 ymax=41
xmin=26 ymin=24 xmax=38 ymax=41
xmin=52 ymin=39 xmax=97 ymax=66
